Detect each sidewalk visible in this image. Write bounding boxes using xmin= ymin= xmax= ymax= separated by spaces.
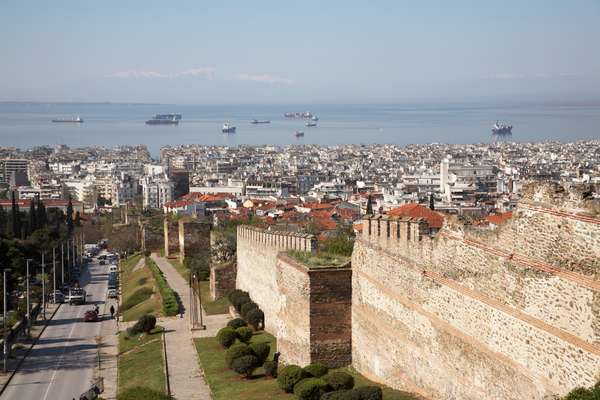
xmin=151 ymin=254 xmax=214 ymax=400
xmin=98 ymin=298 xmax=119 ymax=400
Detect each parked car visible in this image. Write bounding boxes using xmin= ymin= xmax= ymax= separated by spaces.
xmin=50 ymin=290 xmax=65 ymax=304
xmin=83 ymin=309 xmax=99 ymax=322
xmin=99 ymin=260 xmax=106 ymax=265
xmin=107 ymin=288 xmax=118 ymax=299
xmin=108 ymin=265 xmax=118 ymax=273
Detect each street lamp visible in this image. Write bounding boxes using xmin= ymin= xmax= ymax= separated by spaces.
xmin=61 ymin=241 xmax=65 ymax=285
xmin=3 ymin=267 xmax=12 ymax=372
xmin=41 ymin=252 xmax=46 ymax=320
xmin=52 ymin=247 xmax=56 ymax=300
xmin=25 ymin=259 xmax=32 ymax=336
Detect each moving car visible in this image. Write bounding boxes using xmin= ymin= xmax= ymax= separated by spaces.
xmin=83 ymin=309 xmax=99 ymax=322
xmin=68 ymin=287 xmax=86 ymax=305
xmin=50 ymin=290 xmax=65 ymax=304
xmin=99 ymin=260 xmax=106 ymax=265
xmin=107 ymin=288 xmax=118 ymax=299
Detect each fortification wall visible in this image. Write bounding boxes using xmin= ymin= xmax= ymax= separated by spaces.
xmin=352 ymin=186 xmax=600 ymax=400
xmin=163 ymin=219 xmax=179 ymax=257
xmin=210 ymin=262 xmax=236 ymax=300
xmin=178 ymin=220 xmax=211 ymax=263
xmin=236 ymin=226 xmax=317 ymax=333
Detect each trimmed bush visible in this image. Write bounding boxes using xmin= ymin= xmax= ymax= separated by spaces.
xmin=232 ymin=293 xmax=251 ymax=313
xmin=293 ymin=377 xmax=329 ymax=400
xmin=216 ymin=327 xmax=237 ymax=348
xmin=146 ymin=258 xmax=179 ymax=316
xmin=235 ymin=326 xmax=253 ymax=343
xmin=240 ymin=301 xmax=259 ymax=318
xmin=355 ymin=386 xmax=383 ymax=400
xmin=246 ymin=308 xmax=264 ymax=330
xmin=118 ymin=386 xmax=172 ymax=400
xmin=303 ymin=362 xmax=329 ymax=378
xmin=321 ymin=389 xmax=361 ymax=400
xmin=227 ymin=318 xmax=247 ymax=329
xmin=249 ymin=342 xmax=270 ymax=364
xmin=131 ymin=314 xmax=156 ymax=334
xmin=563 ymin=387 xmax=594 ymax=400
xmin=227 ymin=289 xmax=248 ymax=304
xmin=122 ymin=287 xmax=153 ymax=311
xmin=231 ymin=354 xmax=260 ymax=378
xmin=324 ymin=371 xmax=354 ymax=391
xmin=225 ymin=343 xmax=252 ymax=368
xmin=277 ymin=364 xmax=307 ymax=393
xmin=263 ymin=360 xmax=278 ymax=378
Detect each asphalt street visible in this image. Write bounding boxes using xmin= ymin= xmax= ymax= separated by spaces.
xmin=1 ymin=254 xmax=109 ymax=400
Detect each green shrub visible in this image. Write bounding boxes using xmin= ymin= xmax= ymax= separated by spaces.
xmin=131 ymin=314 xmax=157 ymax=334
xmin=321 ymin=389 xmax=361 ymax=400
xmin=563 ymin=387 xmax=595 ymax=400
xmin=293 ymin=377 xmax=329 ymax=400
xmin=216 ymin=327 xmax=237 ymax=348
xmin=235 ymin=326 xmax=253 ymax=343
xmin=231 ymin=354 xmax=260 ymax=378
xmin=246 ymin=308 xmax=264 ymax=330
xmin=227 ymin=318 xmax=247 ymax=329
xmin=303 ymin=362 xmax=329 ymax=378
xmin=227 ymin=289 xmax=248 ymax=304
xmin=118 ymin=386 xmax=172 ymax=400
xmin=240 ymin=301 xmax=259 ymax=318
xmin=249 ymin=342 xmax=270 ymax=364
xmin=324 ymin=371 xmax=354 ymax=391
xmin=122 ymin=287 xmax=153 ymax=311
xmin=232 ymin=292 xmax=251 ymax=312
xmin=146 ymin=258 xmax=179 ymax=316
xmin=225 ymin=343 xmax=251 ymax=368
xmin=277 ymin=365 xmax=307 ymax=393
xmin=355 ymin=386 xmax=383 ymax=400
xmin=263 ymin=360 xmax=278 ymax=378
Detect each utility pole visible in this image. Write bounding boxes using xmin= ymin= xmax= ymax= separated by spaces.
xmin=3 ymin=267 xmax=12 ymax=372
xmin=25 ymin=259 xmax=32 ymax=336
xmin=61 ymin=241 xmax=65 ymax=285
xmin=66 ymin=240 xmax=70 ymax=281
xmin=52 ymin=247 xmax=56 ymax=300
xmin=41 ymin=252 xmax=46 ymax=320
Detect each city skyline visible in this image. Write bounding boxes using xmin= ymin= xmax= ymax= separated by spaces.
xmin=1 ymin=0 xmax=599 ymax=104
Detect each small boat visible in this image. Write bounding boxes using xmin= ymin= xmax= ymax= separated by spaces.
xmin=305 ymin=121 xmax=317 ymax=127
xmin=52 ymin=116 xmax=83 ymax=123
xmin=146 ymin=114 xmax=179 ymax=125
xmin=251 ymin=119 xmax=271 ymax=124
xmin=222 ymin=123 xmax=236 ymax=133
xmin=311 ymin=116 xmax=319 ymax=121
xmin=295 ymin=131 xmax=304 ymax=137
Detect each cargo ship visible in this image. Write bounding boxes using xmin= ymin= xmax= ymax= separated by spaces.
xmin=222 ymin=123 xmax=236 ymax=133
xmin=295 ymin=131 xmax=304 ymax=137
xmin=305 ymin=121 xmax=317 ymax=127
xmin=251 ymin=119 xmax=271 ymax=124
xmin=284 ymin=111 xmax=313 ymax=119
xmin=52 ymin=116 xmax=83 ymax=123
xmin=146 ymin=114 xmax=179 ymax=125
xmin=491 ymin=121 xmax=512 ymax=137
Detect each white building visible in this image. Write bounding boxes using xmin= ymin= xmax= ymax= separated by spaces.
xmin=142 ymin=175 xmax=174 ymax=210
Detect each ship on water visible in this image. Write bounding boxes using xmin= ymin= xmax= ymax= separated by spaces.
xmin=146 ymin=114 xmax=180 ymax=125
xmin=295 ymin=131 xmax=304 ymax=137
xmin=52 ymin=116 xmax=83 ymax=123
xmin=222 ymin=123 xmax=236 ymax=133
xmin=492 ymin=121 xmax=513 ymax=140
xmin=305 ymin=121 xmax=317 ymax=127
xmin=284 ymin=111 xmax=313 ymax=119
xmin=251 ymin=119 xmax=270 ymax=124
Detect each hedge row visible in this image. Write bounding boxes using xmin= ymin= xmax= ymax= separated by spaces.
xmin=146 ymin=258 xmax=179 ymax=317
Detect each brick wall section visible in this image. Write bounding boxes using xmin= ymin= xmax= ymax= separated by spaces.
xmin=163 ymin=218 xmax=179 ymax=257
xmin=352 ymin=184 xmax=600 ymax=400
xmin=277 ymin=254 xmax=352 ymax=368
xmin=210 ymin=262 xmax=236 ymax=300
xmin=236 ymin=226 xmax=317 ymax=333
xmin=178 ymin=220 xmax=211 ymax=263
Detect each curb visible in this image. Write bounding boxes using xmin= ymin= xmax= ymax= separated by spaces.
xmin=0 ymin=303 xmax=62 ymax=396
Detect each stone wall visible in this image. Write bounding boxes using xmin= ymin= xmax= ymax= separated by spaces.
xmin=277 ymin=254 xmax=352 ymax=367
xmin=236 ymin=226 xmax=317 ymax=333
xmin=210 ymin=262 xmax=236 ymax=300
xmin=178 ymin=220 xmax=211 ymax=264
xmin=352 ymin=185 xmax=600 ymax=400
xmin=163 ymin=218 xmax=179 ymax=257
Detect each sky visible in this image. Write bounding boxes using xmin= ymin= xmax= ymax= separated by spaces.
xmin=1 ymin=0 xmax=599 ymax=104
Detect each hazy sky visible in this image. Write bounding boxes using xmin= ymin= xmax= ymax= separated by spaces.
xmin=1 ymin=0 xmax=599 ymax=104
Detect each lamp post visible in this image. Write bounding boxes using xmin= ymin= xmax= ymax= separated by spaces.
xmin=25 ymin=259 xmax=32 ymax=336
xmin=41 ymin=252 xmax=46 ymax=320
xmin=3 ymin=267 xmax=12 ymax=372
xmin=66 ymin=240 xmax=70 ymax=281
xmin=61 ymin=242 xmax=65 ymax=285
xmin=52 ymin=247 xmax=56 ymax=302
xmin=197 ymin=274 xmax=205 ymax=329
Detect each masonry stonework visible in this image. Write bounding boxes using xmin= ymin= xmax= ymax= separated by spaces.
xmin=210 ymin=262 xmax=236 ymax=300
xmin=163 ymin=218 xmax=179 ymax=257
xmin=178 ymin=220 xmax=211 ymax=263
xmin=352 ymin=183 xmax=600 ymax=400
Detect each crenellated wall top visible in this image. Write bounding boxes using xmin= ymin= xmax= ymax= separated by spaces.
xmin=237 ymin=225 xmax=318 ymax=253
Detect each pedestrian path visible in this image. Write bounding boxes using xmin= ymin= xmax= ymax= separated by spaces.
xmin=98 ymin=299 xmax=119 ymax=400
xmin=151 ymin=254 xmax=214 ymax=400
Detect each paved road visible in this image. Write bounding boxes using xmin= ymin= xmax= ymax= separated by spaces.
xmin=1 ymin=254 xmax=109 ymax=400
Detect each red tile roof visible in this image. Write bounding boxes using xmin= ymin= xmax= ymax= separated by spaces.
xmin=485 ymin=212 xmax=513 ymax=226
xmin=387 ymin=203 xmax=444 ymax=229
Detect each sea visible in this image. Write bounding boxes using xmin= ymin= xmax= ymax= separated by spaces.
xmin=0 ymin=102 xmax=598 ymax=157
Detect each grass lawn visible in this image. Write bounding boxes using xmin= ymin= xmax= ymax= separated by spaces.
xmin=118 ymin=327 xmax=166 ymax=395
xmin=121 ymin=257 xmax=163 ymax=322
xmin=199 ymin=281 xmax=231 ymax=315
xmin=121 ymin=253 xmax=143 ymax=272
xmin=194 ymin=332 xmax=421 ymax=400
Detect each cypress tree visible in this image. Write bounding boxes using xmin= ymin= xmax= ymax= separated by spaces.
xmin=29 ymin=198 xmax=37 ymax=234
xmin=36 ymin=197 xmax=47 ymax=228
xmin=74 ymin=211 xmax=81 ymax=226
xmin=0 ymin=207 xmax=6 ymax=238
xmin=366 ymin=195 xmax=373 ymax=215
xmin=11 ymin=191 xmax=19 ymax=238
xmin=429 ymin=193 xmax=435 ymax=210
xmin=66 ymin=196 xmax=74 ymax=235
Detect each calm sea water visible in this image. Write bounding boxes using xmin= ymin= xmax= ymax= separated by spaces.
xmin=0 ymin=102 xmax=598 ymax=157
